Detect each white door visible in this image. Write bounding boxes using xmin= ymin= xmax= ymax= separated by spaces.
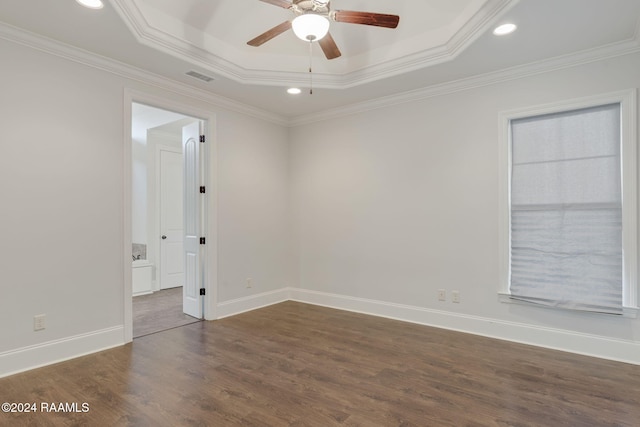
xmin=182 ymin=121 xmax=203 ymax=318
xmin=159 ymin=148 xmax=184 ymax=290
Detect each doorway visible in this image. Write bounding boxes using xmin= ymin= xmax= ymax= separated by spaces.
xmin=130 ymin=102 xmax=206 ymax=338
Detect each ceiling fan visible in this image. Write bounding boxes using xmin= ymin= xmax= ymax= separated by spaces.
xmin=247 ymin=0 xmax=400 ymax=60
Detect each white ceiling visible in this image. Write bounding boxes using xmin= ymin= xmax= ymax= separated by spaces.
xmin=1 ymin=0 xmax=639 ymax=121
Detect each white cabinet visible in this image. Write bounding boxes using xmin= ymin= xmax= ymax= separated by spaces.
xmin=132 ymin=260 xmax=153 ymax=296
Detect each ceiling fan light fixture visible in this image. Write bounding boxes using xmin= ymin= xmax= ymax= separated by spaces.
xmin=287 ymin=87 xmax=302 ymax=95
xmin=75 ymin=0 xmax=104 ymax=9
xmin=292 ymin=14 xmax=330 ymax=42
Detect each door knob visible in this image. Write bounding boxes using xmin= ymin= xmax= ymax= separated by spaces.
xmin=162 ymin=235 xmax=167 ymax=240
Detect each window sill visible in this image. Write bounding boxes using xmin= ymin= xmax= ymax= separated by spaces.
xmin=498 ymin=292 xmax=638 ymax=318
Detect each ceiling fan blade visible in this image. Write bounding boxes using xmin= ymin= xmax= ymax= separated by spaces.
xmin=247 ymin=21 xmax=292 ymax=47
xmin=258 ymin=0 xmax=292 ymax=9
xmin=333 ymin=10 xmax=400 ymax=29
xmin=319 ymin=32 xmax=341 ymax=60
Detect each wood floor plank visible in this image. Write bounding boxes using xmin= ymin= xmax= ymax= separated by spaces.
xmin=1 ymin=301 xmax=640 ymax=426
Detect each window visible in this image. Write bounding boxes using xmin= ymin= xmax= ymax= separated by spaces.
xmin=499 ymin=91 xmax=637 ymax=316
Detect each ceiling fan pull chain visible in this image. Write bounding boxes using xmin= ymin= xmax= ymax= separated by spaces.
xmin=309 ymin=40 xmax=313 ymax=95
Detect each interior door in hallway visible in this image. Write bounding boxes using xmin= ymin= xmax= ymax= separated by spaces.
xmin=159 ymin=147 xmax=184 ymax=290
xmin=182 ymin=121 xmax=203 ymax=319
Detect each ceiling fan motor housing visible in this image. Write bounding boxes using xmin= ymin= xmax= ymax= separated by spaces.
xmin=292 ymin=0 xmax=331 ymax=17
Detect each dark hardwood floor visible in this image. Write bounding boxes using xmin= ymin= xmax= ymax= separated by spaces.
xmin=133 ymin=287 xmax=200 ymax=338
xmin=1 ymin=301 xmax=639 ymax=426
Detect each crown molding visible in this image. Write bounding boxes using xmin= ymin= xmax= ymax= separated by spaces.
xmin=289 ymin=33 xmax=640 ymax=127
xmin=109 ymin=0 xmax=250 ymax=83
xmin=0 ymin=21 xmax=289 ymax=126
xmin=110 ymin=0 xmax=517 ymax=90
xmin=330 ymin=0 xmax=519 ymax=89
xmin=2 ymin=14 xmax=638 ymax=129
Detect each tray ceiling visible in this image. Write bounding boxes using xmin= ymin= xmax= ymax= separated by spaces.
xmin=112 ymin=0 xmax=512 ymax=87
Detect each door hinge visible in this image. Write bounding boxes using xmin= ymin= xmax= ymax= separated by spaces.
xmin=199 ymin=288 xmax=206 ymax=296
xmin=200 ymin=237 xmax=206 ymax=245
xmin=199 ymin=135 xmax=205 ymax=143
xmin=200 ymin=186 xmax=206 ymax=194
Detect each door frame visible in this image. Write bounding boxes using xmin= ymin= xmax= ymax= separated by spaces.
xmin=123 ymin=88 xmax=218 ymax=343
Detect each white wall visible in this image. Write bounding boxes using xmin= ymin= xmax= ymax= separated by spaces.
xmin=289 ymin=52 xmax=640 ymax=363
xmin=0 ymin=39 xmax=126 ymax=355
xmin=217 ymin=113 xmax=291 ymax=302
xmin=0 ymin=36 xmax=292 ymax=376
xmin=132 ymin=137 xmax=147 ymax=245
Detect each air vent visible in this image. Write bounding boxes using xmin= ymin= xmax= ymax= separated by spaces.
xmin=185 ymin=70 xmax=215 ymax=82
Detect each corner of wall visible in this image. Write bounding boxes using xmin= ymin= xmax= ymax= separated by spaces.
xmin=215 ymin=288 xmax=293 ymax=320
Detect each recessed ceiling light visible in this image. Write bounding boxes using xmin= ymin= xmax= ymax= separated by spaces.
xmin=493 ymin=23 xmax=517 ymax=36
xmin=76 ymin=0 xmax=104 ymax=9
xmin=287 ymin=88 xmax=302 ymax=95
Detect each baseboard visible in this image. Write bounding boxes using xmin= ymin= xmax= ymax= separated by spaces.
xmin=6 ymin=288 xmax=638 ymax=379
xmin=289 ymin=288 xmax=640 ymax=366
xmin=216 ymin=288 xmax=291 ymax=319
xmin=0 ymin=326 xmax=124 ymax=378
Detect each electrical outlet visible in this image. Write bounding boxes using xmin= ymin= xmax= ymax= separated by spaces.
xmin=452 ymin=291 xmax=460 ymax=303
xmin=438 ymin=289 xmax=446 ymax=301
xmin=246 ymin=278 xmax=253 ymax=288
xmin=34 ymin=314 xmax=46 ymax=331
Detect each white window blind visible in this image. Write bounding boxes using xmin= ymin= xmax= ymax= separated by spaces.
xmin=509 ymin=103 xmax=623 ymax=314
